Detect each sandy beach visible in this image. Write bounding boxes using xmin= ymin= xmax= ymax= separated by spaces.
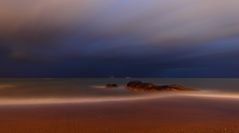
xmin=0 ymin=95 xmax=239 ymax=133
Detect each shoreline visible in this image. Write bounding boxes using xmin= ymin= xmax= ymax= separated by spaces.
xmin=0 ymin=91 xmax=238 ymax=106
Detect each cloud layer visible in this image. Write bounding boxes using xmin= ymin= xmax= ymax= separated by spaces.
xmin=0 ymin=0 xmax=239 ymax=77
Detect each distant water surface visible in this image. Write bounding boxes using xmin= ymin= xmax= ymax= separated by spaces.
xmin=0 ymin=78 xmax=238 ymax=99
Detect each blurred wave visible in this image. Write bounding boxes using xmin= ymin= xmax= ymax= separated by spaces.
xmin=0 ymin=84 xmax=15 ymax=90
xmin=0 ymin=91 xmax=238 ymax=105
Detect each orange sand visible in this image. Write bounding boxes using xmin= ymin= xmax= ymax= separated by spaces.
xmin=0 ymin=96 xmax=239 ymax=133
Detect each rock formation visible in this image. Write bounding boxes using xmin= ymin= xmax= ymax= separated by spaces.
xmin=126 ymin=81 xmax=193 ymax=92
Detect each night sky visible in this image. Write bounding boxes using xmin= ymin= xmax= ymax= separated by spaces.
xmin=0 ymin=0 xmax=239 ymax=77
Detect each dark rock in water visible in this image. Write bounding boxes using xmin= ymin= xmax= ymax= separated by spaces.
xmin=127 ymin=81 xmax=193 ymax=92
xmin=105 ymin=83 xmax=118 ymax=88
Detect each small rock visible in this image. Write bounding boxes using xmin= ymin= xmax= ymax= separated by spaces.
xmin=105 ymin=83 xmax=118 ymax=88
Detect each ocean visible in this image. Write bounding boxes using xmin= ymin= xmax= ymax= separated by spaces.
xmin=0 ymin=78 xmax=239 ymax=99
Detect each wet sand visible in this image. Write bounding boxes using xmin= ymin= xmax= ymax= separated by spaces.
xmin=0 ymin=96 xmax=239 ymax=133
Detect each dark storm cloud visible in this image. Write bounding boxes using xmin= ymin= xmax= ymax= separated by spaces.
xmin=0 ymin=0 xmax=239 ymax=77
